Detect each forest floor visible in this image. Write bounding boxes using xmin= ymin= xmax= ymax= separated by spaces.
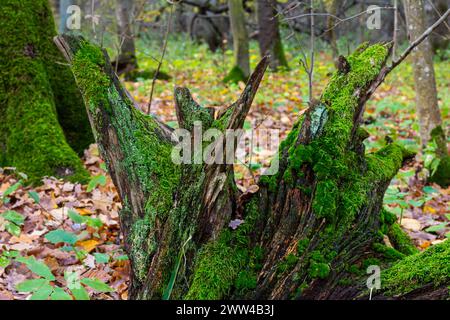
xmin=0 ymin=39 xmax=449 ymax=300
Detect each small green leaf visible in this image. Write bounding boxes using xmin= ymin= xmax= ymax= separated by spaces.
xmin=65 ymin=271 xmax=81 ymax=291
xmin=425 ymin=223 xmax=448 ymax=233
xmin=16 ymin=279 xmax=49 ymax=292
xmin=81 ymin=278 xmax=113 ymax=292
xmin=408 ymin=199 xmax=424 ymax=207
xmin=5 ymin=222 xmax=21 ymax=237
xmin=28 ymin=191 xmax=40 ymax=204
xmin=87 ymin=175 xmax=107 ymax=192
xmin=51 ymin=287 xmax=72 ymax=300
xmin=115 ymin=254 xmax=129 ymax=261
xmin=86 ymin=217 xmax=103 ymax=228
xmin=71 ymin=286 xmax=90 ymax=300
xmin=0 ymin=256 xmax=11 ymax=268
xmin=20 ymin=257 xmax=55 ymax=280
xmin=30 ymin=284 xmax=53 ymax=300
xmin=2 ymin=181 xmax=22 ymax=197
xmin=93 ymin=253 xmax=109 ymax=264
xmin=45 ymin=229 xmax=78 ymax=245
xmin=68 ymin=210 xmax=86 ymax=224
xmin=2 ymin=250 xmax=20 ymax=258
xmin=3 ymin=210 xmax=25 ymax=225
xmin=423 ymin=186 xmax=438 ymax=194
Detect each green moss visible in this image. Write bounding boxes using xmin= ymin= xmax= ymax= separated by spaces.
xmin=72 ymin=41 xmax=180 ymax=218
xmin=223 ymin=66 xmax=247 ymax=84
xmin=174 ymin=88 xmax=213 ymax=131
xmin=128 ymin=217 xmax=154 ymax=282
xmin=272 ymin=37 xmax=289 ymax=69
xmin=308 ymin=262 xmax=331 ymax=279
xmin=382 ymin=240 xmax=450 ymax=295
xmin=388 ymin=224 xmax=419 ymax=256
xmin=277 ymin=253 xmax=299 ymax=274
xmin=373 ymin=243 xmax=405 ymax=261
xmin=380 ymin=208 xmax=397 ymax=234
xmin=429 ymin=154 xmax=450 ymax=187
xmin=362 ymin=258 xmax=381 ymax=270
xmin=297 ymin=239 xmax=310 ymax=255
xmin=185 ymin=198 xmax=262 ymax=299
xmin=267 ymin=44 xmax=417 ymax=290
xmin=0 ymin=0 xmax=90 ymax=184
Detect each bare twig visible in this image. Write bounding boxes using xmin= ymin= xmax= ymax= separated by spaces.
xmin=389 ymin=9 xmax=450 ymax=72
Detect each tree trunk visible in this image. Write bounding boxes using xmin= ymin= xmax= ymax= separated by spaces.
xmin=324 ymin=0 xmax=339 ymax=63
xmin=256 ymin=0 xmax=288 ymax=70
xmin=114 ymin=0 xmax=138 ymax=77
xmin=59 ymin=0 xmax=73 ymax=34
xmin=56 ymin=34 xmax=450 ymax=300
xmin=0 ymin=0 xmax=92 ymax=184
xmin=225 ymin=0 xmax=250 ymax=83
xmin=404 ymin=0 xmax=449 ymax=187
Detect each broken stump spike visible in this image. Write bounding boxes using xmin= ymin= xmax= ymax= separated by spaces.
xmin=227 ymin=56 xmax=270 ymax=130
xmin=174 ymin=87 xmax=214 ymax=131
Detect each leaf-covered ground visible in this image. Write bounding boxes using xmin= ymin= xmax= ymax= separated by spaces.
xmin=0 ymin=38 xmax=449 ymax=299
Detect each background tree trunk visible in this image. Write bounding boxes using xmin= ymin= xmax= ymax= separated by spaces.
xmin=324 ymin=0 xmax=339 ymax=63
xmin=256 ymin=0 xmax=289 ymax=70
xmin=115 ymin=0 xmax=138 ymax=77
xmin=404 ymin=0 xmax=449 ymax=187
xmin=0 ymin=0 xmax=92 ymax=184
xmin=225 ymin=0 xmax=250 ymax=83
xmin=56 ymin=34 xmax=450 ymax=300
xmin=59 ymin=0 xmax=73 ymax=34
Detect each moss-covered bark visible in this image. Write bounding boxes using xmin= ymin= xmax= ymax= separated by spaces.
xmin=58 ymin=35 xmax=448 ymax=300
xmin=0 ymin=0 xmax=92 ymax=183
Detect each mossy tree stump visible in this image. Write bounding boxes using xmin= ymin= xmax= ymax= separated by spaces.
xmin=0 ymin=0 xmax=93 ymax=184
xmin=56 ymin=34 xmax=450 ymax=300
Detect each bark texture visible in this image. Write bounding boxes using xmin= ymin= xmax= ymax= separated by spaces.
xmin=0 ymin=0 xmax=92 ymax=184
xmin=225 ymin=0 xmax=250 ymax=83
xmin=404 ymin=0 xmax=449 ymax=187
xmin=56 ymin=34 xmax=450 ymax=300
xmin=256 ymin=0 xmax=288 ymax=70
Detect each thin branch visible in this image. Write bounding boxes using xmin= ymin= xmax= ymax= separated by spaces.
xmin=427 ymin=0 xmax=450 ymax=33
xmin=389 ymin=8 xmax=450 ymax=72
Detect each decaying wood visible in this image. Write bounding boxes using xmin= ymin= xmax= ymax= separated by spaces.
xmin=55 ymin=17 xmax=449 ymax=299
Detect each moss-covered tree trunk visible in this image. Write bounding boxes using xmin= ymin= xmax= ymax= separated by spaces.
xmin=56 ymin=34 xmax=450 ymax=300
xmin=225 ymin=0 xmax=250 ymax=83
xmin=0 ymin=0 xmax=93 ymax=184
xmin=256 ymin=0 xmax=288 ymax=70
